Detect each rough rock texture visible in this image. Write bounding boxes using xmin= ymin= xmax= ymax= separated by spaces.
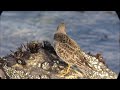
xmin=0 ymin=41 xmax=118 ymax=79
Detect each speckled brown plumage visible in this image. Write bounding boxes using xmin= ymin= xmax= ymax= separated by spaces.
xmin=54 ymin=23 xmax=92 ymax=75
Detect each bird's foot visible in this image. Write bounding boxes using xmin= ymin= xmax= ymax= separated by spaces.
xmin=58 ymin=65 xmax=71 ymax=77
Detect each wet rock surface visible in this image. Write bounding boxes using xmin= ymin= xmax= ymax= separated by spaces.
xmin=0 ymin=40 xmax=118 ymax=79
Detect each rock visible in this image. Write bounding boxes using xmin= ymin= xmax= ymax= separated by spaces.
xmin=0 ymin=40 xmax=118 ymax=79
xmin=0 ymin=69 xmax=6 ymax=79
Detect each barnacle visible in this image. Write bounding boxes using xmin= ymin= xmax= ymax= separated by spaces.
xmin=41 ymin=62 xmax=50 ymax=70
xmin=10 ymin=49 xmax=27 ymax=65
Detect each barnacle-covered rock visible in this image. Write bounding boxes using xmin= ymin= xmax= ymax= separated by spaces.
xmin=0 ymin=40 xmax=118 ymax=79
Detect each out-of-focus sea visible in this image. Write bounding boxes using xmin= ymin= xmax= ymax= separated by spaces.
xmin=0 ymin=11 xmax=119 ymax=74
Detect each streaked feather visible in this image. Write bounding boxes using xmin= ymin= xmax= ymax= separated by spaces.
xmin=54 ymin=23 xmax=91 ymax=72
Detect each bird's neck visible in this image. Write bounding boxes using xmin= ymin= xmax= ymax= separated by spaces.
xmin=56 ymin=24 xmax=67 ymax=34
xmin=56 ymin=29 xmax=67 ymax=34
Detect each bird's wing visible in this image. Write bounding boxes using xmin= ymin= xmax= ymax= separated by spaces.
xmin=54 ymin=41 xmax=92 ymax=74
xmin=68 ymin=37 xmax=82 ymax=51
xmin=54 ymin=39 xmax=84 ymax=64
xmin=54 ymin=40 xmax=76 ymax=63
xmin=54 ymin=32 xmax=88 ymax=64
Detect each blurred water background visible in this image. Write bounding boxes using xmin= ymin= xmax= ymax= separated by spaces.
xmin=0 ymin=11 xmax=119 ymax=74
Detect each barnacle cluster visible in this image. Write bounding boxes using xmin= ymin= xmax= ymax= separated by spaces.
xmin=81 ymin=51 xmax=117 ymax=79
xmin=0 ymin=40 xmax=69 ymax=79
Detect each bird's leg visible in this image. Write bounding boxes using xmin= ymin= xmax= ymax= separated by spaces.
xmin=58 ymin=64 xmax=71 ymax=77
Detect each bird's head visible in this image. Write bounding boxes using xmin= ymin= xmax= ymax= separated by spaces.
xmin=56 ymin=23 xmax=66 ymax=34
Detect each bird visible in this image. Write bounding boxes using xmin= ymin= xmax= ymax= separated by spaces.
xmin=53 ymin=23 xmax=91 ymax=77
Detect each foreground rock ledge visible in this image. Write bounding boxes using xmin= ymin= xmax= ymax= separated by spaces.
xmin=0 ymin=41 xmax=118 ymax=79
